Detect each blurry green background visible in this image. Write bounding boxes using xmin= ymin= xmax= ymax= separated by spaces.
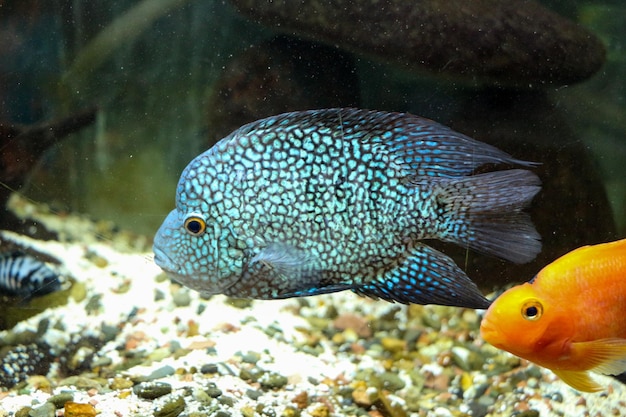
xmin=1 ymin=0 xmax=624 ymax=240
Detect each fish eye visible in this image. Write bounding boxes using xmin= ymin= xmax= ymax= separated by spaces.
xmin=183 ymin=215 xmax=206 ymax=236
xmin=521 ymin=299 xmax=543 ymax=321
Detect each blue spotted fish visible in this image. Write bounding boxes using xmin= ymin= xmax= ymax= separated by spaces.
xmin=153 ymin=108 xmax=541 ymax=309
xmin=0 ymin=252 xmax=61 ymax=300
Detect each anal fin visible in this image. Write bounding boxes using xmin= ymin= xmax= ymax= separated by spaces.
xmin=353 ymin=243 xmax=490 ymax=309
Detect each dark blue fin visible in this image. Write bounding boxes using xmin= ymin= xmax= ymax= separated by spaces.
xmin=230 ymin=108 xmax=536 ymax=178
xmin=353 ymin=243 xmax=491 ymax=309
xmin=427 ymin=169 xmax=541 ymax=264
xmin=382 ymin=114 xmax=537 ymax=178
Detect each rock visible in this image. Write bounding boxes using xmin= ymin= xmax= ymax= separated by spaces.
xmin=154 ymin=396 xmax=186 ymax=417
xmin=259 ymin=372 xmax=289 ymax=389
xmin=206 ymin=35 xmax=359 ymax=145
xmin=332 ymin=313 xmax=371 ymax=338
xmin=0 ymin=108 xmax=97 ymax=238
xmin=200 ymin=363 xmax=219 ymax=374
xmin=379 ymin=372 xmax=406 ymax=392
xmin=206 ymin=383 xmax=223 ymax=398
xmin=229 ymin=0 xmax=605 ymax=87
xmin=47 ymin=392 xmax=75 ymax=408
xmin=133 ymin=381 xmax=173 ymax=400
xmin=63 ymin=402 xmax=97 ymax=417
xmin=29 ymin=402 xmax=56 ymax=417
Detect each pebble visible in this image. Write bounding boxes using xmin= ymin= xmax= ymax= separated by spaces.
xmin=133 ymin=381 xmax=173 ymax=399
xmin=145 ymin=365 xmax=176 ymax=381
xmin=154 ymin=396 xmax=185 ymax=417
xmin=206 ymin=383 xmax=223 ymax=398
xmin=237 ymin=350 xmax=261 ymax=364
xmin=259 ymin=372 xmax=289 ymax=389
xmin=58 ymin=376 xmax=103 ymax=391
xmin=64 ymin=402 xmax=97 ymax=417
xmin=379 ymin=372 xmax=406 ymax=392
xmin=29 ymin=402 xmax=56 ymax=417
xmin=46 ymin=392 xmax=74 ymax=408
xmin=246 ymin=388 xmax=262 ymax=400
xmin=380 ymin=337 xmax=407 ymax=354
xmin=451 ymin=346 xmax=483 ymax=372
xmin=171 ymin=288 xmax=191 ymax=307
xmin=200 ymin=363 xmax=219 ymax=374
xmin=110 ymin=377 xmax=134 ymax=390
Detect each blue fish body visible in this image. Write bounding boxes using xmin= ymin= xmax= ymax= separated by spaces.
xmin=0 ymin=252 xmax=61 ymax=300
xmin=153 ymin=108 xmax=541 ymax=309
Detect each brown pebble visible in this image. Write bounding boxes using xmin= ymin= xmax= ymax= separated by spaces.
xmin=424 ymin=372 xmax=450 ymax=392
xmin=333 ymin=314 xmax=371 ymax=338
xmin=352 ymin=386 xmax=376 ymax=407
xmin=64 ymin=401 xmax=97 ymax=417
xmin=291 ymin=391 xmax=309 ymax=409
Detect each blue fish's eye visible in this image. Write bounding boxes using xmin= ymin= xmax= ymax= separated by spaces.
xmin=184 ymin=215 xmax=206 ymax=236
xmin=521 ymin=300 xmax=543 ymax=321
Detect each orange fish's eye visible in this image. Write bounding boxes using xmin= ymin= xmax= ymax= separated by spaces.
xmin=521 ymin=300 xmax=543 ymax=321
xmin=184 ymin=215 xmax=206 ymax=236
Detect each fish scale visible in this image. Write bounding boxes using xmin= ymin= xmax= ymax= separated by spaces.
xmin=154 ymin=108 xmax=541 ymax=308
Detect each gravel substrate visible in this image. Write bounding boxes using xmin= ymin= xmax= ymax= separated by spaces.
xmin=1 ymin=195 xmax=625 ymax=417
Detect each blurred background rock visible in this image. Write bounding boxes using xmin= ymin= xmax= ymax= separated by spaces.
xmin=1 ymin=0 xmax=624 ymax=288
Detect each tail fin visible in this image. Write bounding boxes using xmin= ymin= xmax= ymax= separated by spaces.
xmin=435 ymin=169 xmax=541 ymax=263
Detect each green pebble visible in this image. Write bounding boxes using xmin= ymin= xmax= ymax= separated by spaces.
xmin=239 ymin=366 xmax=265 ymax=382
xmin=47 ymin=392 xmax=74 ymax=408
xmin=154 ymin=396 xmax=186 ymax=417
xmin=451 ymin=346 xmax=484 ymax=372
xmin=85 ymin=294 xmax=103 ymax=314
xmin=29 ymin=402 xmax=56 ymax=417
xmin=219 ymin=396 xmax=235 ymax=407
xmin=281 ymin=406 xmax=300 ymax=417
xmin=515 ymin=411 xmax=540 ymax=417
xmin=241 ymin=406 xmax=256 ymax=417
xmin=133 ymin=382 xmax=173 ymax=400
xmin=154 ymin=289 xmax=166 ymax=302
xmin=259 ymin=372 xmax=288 ymax=389
xmin=237 ymin=351 xmax=261 ymax=364
xmin=380 ymin=372 xmax=405 ymax=392
xmin=206 ymin=383 xmax=223 ymax=398
xmin=200 ymin=363 xmax=218 ymax=374
xmin=15 ymin=407 xmax=33 ymax=417
xmin=226 ymin=298 xmax=253 ymax=309
xmin=58 ymin=376 xmax=104 ymax=390
xmin=246 ymin=389 xmax=262 ymax=400
xmin=171 ymin=289 xmax=192 ymax=307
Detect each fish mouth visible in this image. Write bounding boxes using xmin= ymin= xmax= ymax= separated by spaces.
xmin=153 ymin=246 xmax=178 ymax=274
xmin=479 ymin=318 xmax=504 ymax=348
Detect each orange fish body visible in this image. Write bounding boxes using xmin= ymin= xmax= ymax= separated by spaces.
xmin=480 ymin=238 xmax=626 ymax=392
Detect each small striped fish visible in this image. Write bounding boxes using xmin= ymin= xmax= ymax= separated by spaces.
xmin=0 ymin=252 xmax=61 ymax=300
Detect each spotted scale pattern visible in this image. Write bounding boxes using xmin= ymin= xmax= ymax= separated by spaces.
xmin=154 ymin=108 xmax=541 ymax=309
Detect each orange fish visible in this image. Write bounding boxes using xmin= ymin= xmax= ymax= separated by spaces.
xmin=480 ymin=238 xmax=626 ymax=392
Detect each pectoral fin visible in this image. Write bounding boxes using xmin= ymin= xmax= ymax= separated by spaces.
xmin=551 ymin=369 xmax=603 ymax=393
xmin=572 ymin=339 xmax=626 ymax=376
xmin=550 ymin=339 xmax=626 ymax=392
xmin=244 ymin=243 xmax=350 ymax=298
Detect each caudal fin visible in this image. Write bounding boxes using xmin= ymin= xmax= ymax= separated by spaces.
xmin=435 ymin=169 xmax=541 ymax=264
